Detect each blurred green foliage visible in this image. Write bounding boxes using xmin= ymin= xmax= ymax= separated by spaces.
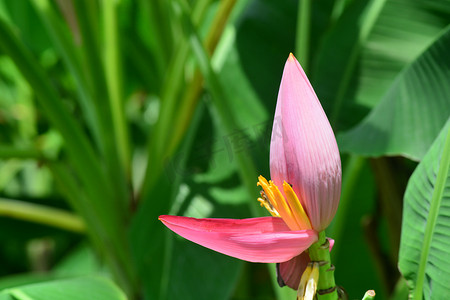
xmin=0 ymin=0 xmax=449 ymax=299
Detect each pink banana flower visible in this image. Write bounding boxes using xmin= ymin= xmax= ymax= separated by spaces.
xmin=160 ymin=53 xmax=341 ymax=290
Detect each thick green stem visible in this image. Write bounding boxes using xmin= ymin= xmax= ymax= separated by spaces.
xmin=308 ymin=231 xmax=338 ymax=300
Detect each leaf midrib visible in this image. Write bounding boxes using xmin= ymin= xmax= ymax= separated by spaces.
xmin=414 ymin=126 xmax=450 ymax=300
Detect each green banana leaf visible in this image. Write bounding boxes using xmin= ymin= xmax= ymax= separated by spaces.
xmin=338 ymin=25 xmax=450 ymax=161
xmin=398 ymin=121 xmax=450 ymax=299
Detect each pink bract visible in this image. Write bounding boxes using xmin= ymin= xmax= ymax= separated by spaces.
xmin=159 ymin=54 xmax=341 ymax=291
xmin=159 ymin=215 xmax=317 ymax=263
xmin=270 ymin=54 xmax=341 ymax=231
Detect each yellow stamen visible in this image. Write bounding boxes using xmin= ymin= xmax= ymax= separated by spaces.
xmin=270 ymin=183 xmax=298 ymax=226
xmin=257 ymin=176 xmax=298 ymax=230
xmin=257 ymin=175 xmax=311 ymax=231
xmin=283 ymin=182 xmax=312 ymax=230
xmin=258 ymin=191 xmax=280 ymax=217
xmin=257 ymin=176 xmax=273 ymax=201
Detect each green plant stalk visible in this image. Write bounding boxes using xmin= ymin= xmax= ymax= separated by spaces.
xmin=140 ymin=0 xmax=211 ymax=199
xmin=0 ymin=146 xmax=41 ymax=159
xmin=172 ymin=0 xmax=259 ymax=210
xmin=48 ymin=163 xmax=102 ymax=237
xmin=148 ymin=0 xmax=173 ymax=67
xmin=308 ymin=231 xmax=338 ymax=300
xmin=72 ymin=0 xmax=111 ymax=147
xmin=413 ymin=127 xmax=450 ymax=300
xmin=362 ymin=290 xmax=376 ymax=300
xmin=166 ymin=0 xmax=232 ymax=151
xmin=31 ymin=0 xmax=102 ymax=148
xmin=73 ymin=0 xmax=129 ymax=212
xmin=147 ymin=41 xmax=191 ymax=176
xmin=166 ymin=71 xmax=203 ymax=156
xmin=137 ymin=0 xmax=167 ymax=78
xmin=123 ymin=33 xmax=161 ymax=93
xmin=38 ymin=0 xmax=129 ymax=212
xmin=204 ymin=0 xmax=236 ymax=54
xmin=102 ymin=0 xmax=131 ymax=178
xmin=0 ymin=16 xmax=135 ymax=297
xmin=0 ymin=198 xmax=85 ymax=233
xmin=156 ymin=0 xmax=235 ymax=158
xmin=296 ymin=0 xmax=311 ymax=73
xmin=330 ymin=0 xmax=386 ymax=127
xmin=141 ymin=0 xmax=228 ymax=197
xmin=167 ymin=0 xmax=237 ymax=157
xmin=0 ymin=14 xmax=118 ymax=231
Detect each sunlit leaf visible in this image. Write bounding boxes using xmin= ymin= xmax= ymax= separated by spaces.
xmin=398 ymin=122 xmax=450 ymax=299
xmin=338 ymin=25 xmax=450 ymax=161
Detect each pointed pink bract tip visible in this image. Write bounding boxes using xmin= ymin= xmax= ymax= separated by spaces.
xmin=288 ymin=52 xmax=296 ymax=61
